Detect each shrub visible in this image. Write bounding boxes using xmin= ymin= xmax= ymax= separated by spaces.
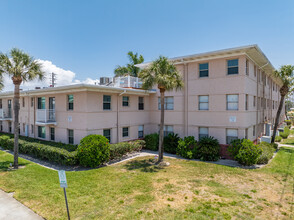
xmin=280 ymin=127 xmax=290 ymax=139
xmin=235 ymin=139 xmax=262 ymax=166
xmin=197 ymin=136 xmax=220 ymax=161
xmin=285 ymin=120 xmax=291 ymax=126
xmin=77 ymin=135 xmax=110 ymax=167
xmin=109 ymin=140 xmax=145 ymax=160
xmin=275 ymin=136 xmax=282 ymax=142
xmin=257 ymin=142 xmax=276 ymax=164
xmin=144 ymin=133 xmax=159 ymax=151
xmin=227 ymin=139 xmax=244 ymax=159
xmin=177 ymin=136 xmax=197 ymax=159
xmin=163 ymin=133 xmax=180 ymax=154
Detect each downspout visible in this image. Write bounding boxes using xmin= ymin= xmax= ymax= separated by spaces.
xmin=117 ymin=90 xmax=127 ymax=143
xmin=182 ymin=59 xmax=188 ymax=137
xmin=256 ymin=67 xmax=259 ymax=140
xmin=34 ymin=96 xmax=36 ymax=138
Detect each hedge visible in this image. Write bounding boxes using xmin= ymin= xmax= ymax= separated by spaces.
xmin=110 ymin=140 xmax=145 ymax=160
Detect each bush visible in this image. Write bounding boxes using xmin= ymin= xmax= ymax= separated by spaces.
xmin=0 ymin=134 xmax=77 ymax=165
xmin=275 ymin=136 xmax=282 ymax=142
xmin=197 ymin=136 xmax=220 ymax=161
xmin=235 ymin=139 xmax=262 ymax=166
xmin=285 ymin=120 xmax=291 ymax=126
xmin=109 ymin=140 xmax=145 ymax=160
xmin=257 ymin=142 xmax=276 ymax=164
xmin=163 ymin=133 xmax=180 ymax=154
xmin=227 ymin=139 xmax=244 ymax=159
xmin=144 ymin=133 xmax=159 ymax=151
xmin=177 ymin=136 xmax=197 ymax=159
xmin=77 ymin=135 xmax=110 ymax=167
xmin=280 ymin=127 xmax=290 ymax=139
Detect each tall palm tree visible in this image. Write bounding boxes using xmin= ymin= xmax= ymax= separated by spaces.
xmin=0 ymin=48 xmax=44 ymax=168
xmin=271 ymin=65 xmax=294 ymax=143
xmin=139 ymin=56 xmax=183 ymax=163
xmin=114 ymin=51 xmax=144 ymax=77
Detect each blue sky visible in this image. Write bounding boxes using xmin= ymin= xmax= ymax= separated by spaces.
xmin=0 ymin=0 xmax=294 ymax=84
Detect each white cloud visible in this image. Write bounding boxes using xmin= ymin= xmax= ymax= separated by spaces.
xmin=1 ymin=59 xmax=99 ymax=91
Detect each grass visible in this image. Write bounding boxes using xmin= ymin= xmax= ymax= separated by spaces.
xmin=0 ymin=147 xmax=293 ymax=219
xmin=282 ymin=136 xmax=294 ymax=145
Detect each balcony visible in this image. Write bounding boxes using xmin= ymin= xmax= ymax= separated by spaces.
xmin=0 ymin=109 xmax=12 ymax=121
xmin=36 ymin=109 xmax=56 ymax=125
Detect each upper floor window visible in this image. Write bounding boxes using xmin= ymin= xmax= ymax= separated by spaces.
xmin=37 ymin=97 xmax=45 ymax=109
xmin=245 ymin=59 xmax=249 ymax=75
xmin=0 ymin=99 xmax=2 ymax=109
xmin=245 ymin=94 xmax=248 ymax=110
xmin=199 ymin=63 xmax=209 ymax=77
xmin=227 ymin=59 xmax=238 ymax=75
xmin=68 ymin=94 xmax=74 ymax=111
xmin=227 ymin=95 xmax=238 ymax=110
xmin=199 ymin=127 xmax=209 ymax=140
xmin=138 ymin=97 xmax=144 ymax=110
xmin=253 ymin=96 xmax=256 ymax=107
xmin=103 ymin=95 xmax=111 ymax=110
xmin=199 ymin=95 xmax=209 ymax=110
xmin=31 ymin=97 xmax=34 ymax=107
xmin=122 ymin=96 xmax=129 ymax=107
xmin=158 ymin=97 xmax=174 ymax=110
xmin=254 ymin=65 xmax=257 ymax=77
xmin=103 ymin=129 xmax=111 ymax=143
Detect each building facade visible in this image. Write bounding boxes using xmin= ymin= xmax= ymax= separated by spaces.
xmin=0 ymin=45 xmax=285 ymax=145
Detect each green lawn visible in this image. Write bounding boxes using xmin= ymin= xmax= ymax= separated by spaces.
xmin=0 ymin=148 xmax=293 ymax=220
xmin=282 ymin=136 xmax=294 ymax=145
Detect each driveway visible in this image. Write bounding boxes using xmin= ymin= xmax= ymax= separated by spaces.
xmin=0 ymin=190 xmax=43 ymax=220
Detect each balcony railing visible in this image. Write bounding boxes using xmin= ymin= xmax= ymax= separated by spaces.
xmin=112 ymin=76 xmax=142 ymax=88
xmin=0 ymin=109 xmax=12 ymax=120
xmin=36 ymin=109 xmax=56 ymax=124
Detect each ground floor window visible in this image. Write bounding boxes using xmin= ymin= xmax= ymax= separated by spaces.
xmin=253 ymin=125 xmax=256 ymax=136
xmin=122 ymin=127 xmax=129 ymax=137
xmin=68 ymin=129 xmax=74 ymax=144
xmin=38 ymin=126 xmax=46 ymax=139
xmin=160 ymin=125 xmax=173 ymax=137
xmin=226 ymin=129 xmax=238 ymax=144
xmin=0 ymin=121 xmax=2 ymax=131
xmin=8 ymin=122 xmax=12 ymax=133
xmin=50 ymin=127 xmax=55 ymax=141
xmin=103 ymin=129 xmax=111 ymax=143
xmin=199 ymin=127 xmax=209 ymax=140
xmin=31 ymin=125 xmax=34 ymax=134
xmin=245 ymin=128 xmax=248 ymax=139
xmin=138 ymin=125 xmax=144 ymax=138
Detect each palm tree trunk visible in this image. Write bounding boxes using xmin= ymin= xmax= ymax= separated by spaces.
xmin=271 ymin=95 xmax=285 ymax=143
xmin=158 ymin=89 xmax=165 ymax=162
xmin=13 ymin=83 xmax=20 ymax=169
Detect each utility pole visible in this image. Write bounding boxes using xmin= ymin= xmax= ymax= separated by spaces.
xmin=50 ymin=72 xmax=57 ymax=87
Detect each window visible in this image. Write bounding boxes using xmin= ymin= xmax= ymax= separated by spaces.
xmin=138 ymin=125 xmax=144 ymax=138
xmin=38 ymin=126 xmax=46 ymax=139
xmin=37 ymin=97 xmax=45 ymax=109
xmin=258 ymin=69 xmax=260 ymax=83
xmin=199 ymin=63 xmax=209 ymax=77
xmin=273 ymin=100 xmax=274 ymax=109
xmin=103 ymin=95 xmax=111 ymax=110
xmin=163 ymin=125 xmax=174 ymax=136
xmin=138 ymin=97 xmax=144 ymax=110
xmin=50 ymin=127 xmax=55 ymax=141
xmin=103 ymin=129 xmax=111 ymax=143
xmin=226 ymin=95 xmax=239 ymax=110
xmin=245 ymin=59 xmax=249 ymax=75
xmin=0 ymin=121 xmax=2 ymax=131
xmin=23 ymin=123 xmax=25 ymax=133
xmin=22 ymin=97 xmax=25 ymax=108
xmin=31 ymin=125 xmax=34 ymax=134
xmin=8 ymin=122 xmax=12 ymax=133
xmin=158 ymin=97 xmax=174 ymax=110
xmin=253 ymin=96 xmax=256 ymax=107
xmin=68 ymin=129 xmax=74 ymax=144
xmin=31 ymin=97 xmax=34 ymax=107
xmin=199 ymin=95 xmax=209 ymax=110
xmin=254 ymin=65 xmax=257 ymax=77
xmin=122 ymin=96 xmax=129 ymax=107
xmin=122 ymin=127 xmax=129 ymax=137
xmin=253 ymin=125 xmax=256 ymax=136
xmin=227 ymin=59 xmax=238 ymax=75
xmin=0 ymin=99 xmax=2 ymax=109
xmin=245 ymin=94 xmax=248 ymax=110
xmin=245 ymin=128 xmax=248 ymax=139
xmin=226 ymin=129 xmax=238 ymax=144
xmin=68 ymin=94 xmax=74 ymax=111
xmin=199 ymin=127 xmax=209 ymax=140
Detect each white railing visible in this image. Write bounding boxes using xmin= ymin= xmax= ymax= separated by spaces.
xmin=112 ymin=76 xmax=142 ymax=88
xmin=36 ymin=109 xmax=56 ymax=123
xmin=0 ymin=109 xmax=12 ymax=119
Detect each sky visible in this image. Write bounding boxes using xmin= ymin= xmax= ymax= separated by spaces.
xmin=0 ymin=0 xmax=293 ymax=91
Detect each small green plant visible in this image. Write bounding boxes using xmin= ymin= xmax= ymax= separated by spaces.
xmin=163 ymin=133 xmax=180 ymax=154
xmin=280 ymin=127 xmax=290 ymax=139
xmin=144 ymin=133 xmax=159 ymax=151
xmin=235 ymin=139 xmax=262 ymax=166
xmin=197 ymin=136 xmax=220 ymax=161
xmin=77 ymin=135 xmax=110 ymax=167
xmin=177 ymin=136 xmax=197 ymax=159
xmin=257 ymin=142 xmax=276 ymax=164
xmin=275 ymin=136 xmax=282 ymax=142
xmin=227 ymin=138 xmax=244 ymax=159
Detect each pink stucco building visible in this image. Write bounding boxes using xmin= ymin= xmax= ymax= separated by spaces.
xmin=0 ymin=45 xmax=284 ymax=145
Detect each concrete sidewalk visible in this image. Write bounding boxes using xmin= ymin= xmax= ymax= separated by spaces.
xmin=0 ymin=190 xmax=43 ymax=220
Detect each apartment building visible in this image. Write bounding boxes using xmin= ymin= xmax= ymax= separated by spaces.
xmin=0 ymin=45 xmax=284 ymax=145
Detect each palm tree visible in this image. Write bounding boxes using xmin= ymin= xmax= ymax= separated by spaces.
xmin=114 ymin=51 xmax=144 ymax=77
xmin=0 ymin=48 xmax=44 ymax=168
xmin=271 ymin=65 xmax=294 ymax=143
xmin=139 ymin=56 xmax=183 ymax=163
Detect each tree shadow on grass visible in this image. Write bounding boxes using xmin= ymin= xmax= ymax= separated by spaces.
xmin=124 ymin=158 xmax=163 ymax=173
xmin=0 ymin=161 xmax=29 ymax=172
